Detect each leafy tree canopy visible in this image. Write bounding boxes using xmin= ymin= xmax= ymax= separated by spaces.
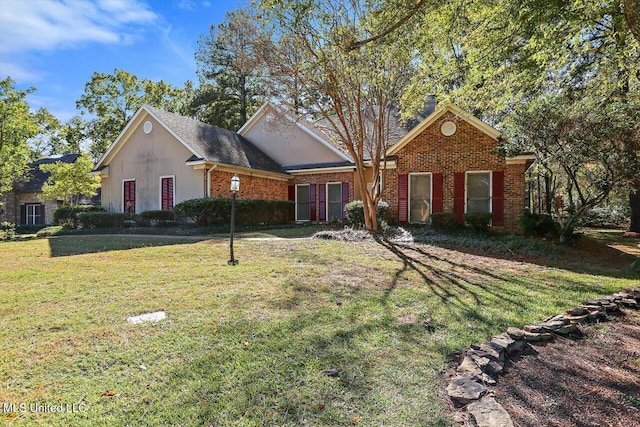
xmin=76 ymin=69 xmax=191 ymax=161
xmin=258 ymin=0 xmax=418 ymax=230
xmin=192 ymin=9 xmax=269 ymax=129
xmin=39 ymin=155 xmax=100 ymax=206
xmin=0 ymin=78 xmax=39 ymax=196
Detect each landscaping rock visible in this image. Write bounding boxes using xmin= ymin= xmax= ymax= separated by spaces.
xmin=491 ymin=333 xmax=526 ymax=356
xmin=523 ymin=324 xmax=546 ymax=333
xmin=566 ymin=307 xmax=588 ymax=316
xmin=446 ymin=374 xmax=487 ymax=406
xmin=566 ymin=314 xmax=590 ymax=323
xmin=554 ymin=323 xmax=578 ymax=335
xmin=458 ymin=356 xmax=482 ymax=377
xmin=506 ymin=327 xmax=525 ymax=339
xmin=467 ymin=349 xmax=504 ymax=377
xmin=490 ymin=333 xmax=514 ymax=351
xmin=467 ymin=396 xmax=514 ymax=427
xmin=539 ymin=320 xmax=571 ymax=331
xmin=470 ymin=342 xmax=505 ymax=362
xmin=523 ymin=331 xmax=554 ymax=342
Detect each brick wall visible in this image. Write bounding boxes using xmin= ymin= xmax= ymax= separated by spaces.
xmin=0 ymin=191 xmax=58 ymax=225
xmin=292 ymin=171 xmax=355 ymax=221
xmin=382 ymin=111 xmax=526 ymax=232
xmin=209 ymin=170 xmax=288 ymax=201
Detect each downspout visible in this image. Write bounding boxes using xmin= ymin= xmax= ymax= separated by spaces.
xmin=205 ymin=164 xmax=217 ymax=198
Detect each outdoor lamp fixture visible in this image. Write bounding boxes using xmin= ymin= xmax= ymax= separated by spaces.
xmin=228 ymin=175 xmax=240 ymax=266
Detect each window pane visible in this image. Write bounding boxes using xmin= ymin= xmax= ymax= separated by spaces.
xmin=327 ymin=183 xmax=342 ymax=219
xmin=296 ymin=186 xmax=310 ymax=221
xmin=409 ymin=174 xmax=431 ymax=223
xmin=467 ymin=173 xmax=490 ymax=213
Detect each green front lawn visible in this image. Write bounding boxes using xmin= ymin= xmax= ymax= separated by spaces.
xmin=0 ymin=232 xmax=637 ymax=426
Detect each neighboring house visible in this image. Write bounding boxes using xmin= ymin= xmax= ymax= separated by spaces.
xmin=94 ymin=103 xmax=534 ymax=231
xmin=0 ymin=154 xmax=100 ymax=226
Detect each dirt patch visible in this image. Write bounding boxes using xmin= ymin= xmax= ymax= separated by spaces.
xmin=495 ymin=310 xmax=640 ymax=426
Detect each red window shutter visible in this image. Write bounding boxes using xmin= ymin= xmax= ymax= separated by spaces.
xmin=124 ymin=181 xmax=136 ymax=213
xmin=341 ymin=182 xmax=349 ymax=219
xmin=309 ymin=184 xmax=317 ymax=221
xmin=398 ymin=174 xmax=408 ymax=223
xmin=161 ymin=177 xmax=174 ymax=210
xmin=288 ymin=185 xmax=295 ymax=221
xmin=453 ymin=172 xmax=465 ymax=224
xmin=318 ymin=184 xmax=326 ymax=221
xmin=492 ymin=171 xmax=505 ymax=226
xmin=432 ymin=172 xmax=443 ymax=213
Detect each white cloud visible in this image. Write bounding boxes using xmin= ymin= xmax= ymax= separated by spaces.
xmin=0 ymin=0 xmax=157 ymax=54
xmin=0 ymin=61 xmax=45 ymax=82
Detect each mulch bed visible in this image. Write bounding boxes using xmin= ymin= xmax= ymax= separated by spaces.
xmin=495 ymin=310 xmax=640 ymax=426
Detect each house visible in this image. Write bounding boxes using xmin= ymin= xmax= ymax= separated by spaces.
xmin=94 ymin=103 xmax=534 ymax=231
xmin=0 ymin=154 xmax=100 ymax=226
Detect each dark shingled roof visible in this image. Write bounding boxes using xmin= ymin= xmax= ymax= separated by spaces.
xmin=146 ymin=106 xmax=285 ymax=174
xmin=313 ymin=99 xmax=438 ymax=160
xmin=14 ymin=153 xmax=81 ymax=192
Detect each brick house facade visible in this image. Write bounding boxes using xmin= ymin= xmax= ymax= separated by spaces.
xmin=382 ymin=108 xmax=531 ymax=231
xmin=95 ymin=103 xmax=532 ymax=232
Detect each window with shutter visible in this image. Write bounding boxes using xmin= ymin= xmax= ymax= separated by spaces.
xmin=466 ymin=172 xmax=491 ymax=214
xmin=295 ymin=184 xmax=310 ymax=221
xmin=492 ymin=171 xmax=505 ymax=226
xmin=123 ymin=180 xmax=136 ymax=213
xmin=327 ymin=182 xmax=342 ymax=220
xmin=309 ymin=184 xmax=317 ymax=221
xmin=398 ymin=174 xmax=408 ymax=223
xmin=24 ymin=204 xmax=42 ymax=225
xmin=432 ymin=173 xmax=443 ymax=213
xmin=453 ymin=172 xmax=465 ymax=224
xmin=409 ymin=173 xmax=432 ymax=223
xmin=160 ymin=176 xmax=174 ymax=210
xmin=318 ymin=185 xmax=326 ymax=221
xmin=341 ymin=182 xmax=349 ymax=219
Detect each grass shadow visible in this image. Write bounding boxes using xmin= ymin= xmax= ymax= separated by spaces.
xmin=407 ymin=226 xmax=640 ymax=281
xmin=46 ymin=235 xmax=212 ymax=257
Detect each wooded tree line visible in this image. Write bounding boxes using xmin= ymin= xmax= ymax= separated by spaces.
xmin=1 ymin=0 xmax=638 ymax=232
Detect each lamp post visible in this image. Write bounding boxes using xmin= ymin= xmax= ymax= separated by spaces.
xmin=228 ymin=175 xmax=240 ymax=266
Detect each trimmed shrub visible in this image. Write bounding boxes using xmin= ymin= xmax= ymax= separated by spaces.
xmin=578 ymin=206 xmax=628 ymax=228
xmin=431 ymin=212 xmax=458 ymax=230
xmin=519 ymin=212 xmax=559 ymax=237
xmin=77 ymin=211 xmax=127 ymax=228
xmin=464 ymin=212 xmax=493 ymax=232
xmin=139 ymin=210 xmax=176 ymax=226
xmin=174 ymin=198 xmax=293 ymax=226
xmin=344 ymin=200 xmax=391 ymax=226
xmin=53 ymin=205 xmax=105 ymax=228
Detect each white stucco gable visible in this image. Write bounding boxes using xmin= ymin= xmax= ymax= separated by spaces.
xmin=239 ymin=103 xmax=352 ymax=168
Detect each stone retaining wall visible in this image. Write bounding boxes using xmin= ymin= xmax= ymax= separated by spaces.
xmin=446 ymin=286 xmax=640 ymax=426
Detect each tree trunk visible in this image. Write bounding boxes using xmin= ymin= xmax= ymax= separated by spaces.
xmin=630 ymin=190 xmax=640 ymax=232
xmin=624 ymin=0 xmax=640 ymax=42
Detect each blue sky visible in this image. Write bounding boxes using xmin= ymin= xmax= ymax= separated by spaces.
xmin=0 ymin=0 xmax=244 ymax=122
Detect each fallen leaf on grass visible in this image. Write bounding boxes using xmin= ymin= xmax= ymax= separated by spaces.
xmin=100 ymin=390 xmax=117 ymax=398
xmin=352 ymin=415 xmax=361 ymax=423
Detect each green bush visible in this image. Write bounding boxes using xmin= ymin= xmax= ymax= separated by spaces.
xmin=464 ymin=212 xmax=493 ymax=232
xmin=139 ymin=210 xmax=176 ymax=226
xmin=344 ymin=200 xmax=391 ymax=226
xmin=174 ymin=198 xmax=293 ymax=226
xmin=431 ymin=212 xmax=458 ymax=230
xmin=53 ymin=205 xmax=105 ymax=228
xmin=77 ymin=211 xmax=128 ymax=228
xmin=578 ymin=206 xmax=628 ymax=228
xmin=519 ymin=212 xmax=559 ymax=237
